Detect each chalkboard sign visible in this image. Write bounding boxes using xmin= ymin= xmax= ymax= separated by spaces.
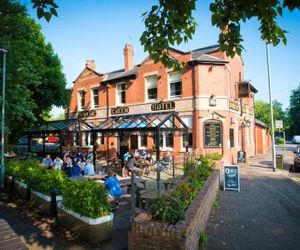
xmin=204 ymin=121 xmax=222 ymax=148
xmin=237 ymin=151 xmax=246 ymax=163
xmin=224 ymin=165 xmax=240 ymax=192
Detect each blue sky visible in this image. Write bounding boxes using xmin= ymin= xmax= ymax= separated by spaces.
xmin=22 ymin=0 xmax=300 ymax=116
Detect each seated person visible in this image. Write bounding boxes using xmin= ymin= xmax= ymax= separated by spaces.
xmin=42 ymin=154 xmax=53 ymax=168
xmin=123 ymin=151 xmax=130 ymax=161
xmin=53 ymin=156 xmax=63 ymax=171
xmin=126 ymin=155 xmax=145 ymax=176
xmin=4 ymin=150 xmax=16 ymax=159
xmin=104 ymin=171 xmax=123 ymax=199
xmin=162 ymin=150 xmax=172 ymax=170
xmin=84 ymin=160 xmax=95 ymax=176
xmin=139 ymin=150 xmax=148 ymax=159
xmin=75 ymin=152 xmax=85 ymax=162
xmin=77 ymin=158 xmax=86 ymax=176
xmin=62 ymin=155 xmax=73 ymax=177
xmin=72 ymin=162 xmax=81 ymax=177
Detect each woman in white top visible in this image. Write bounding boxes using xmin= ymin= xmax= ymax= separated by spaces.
xmin=53 ymin=156 xmax=63 ymax=171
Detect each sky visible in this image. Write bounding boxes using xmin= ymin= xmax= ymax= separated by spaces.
xmin=21 ymin=0 xmax=300 ymax=117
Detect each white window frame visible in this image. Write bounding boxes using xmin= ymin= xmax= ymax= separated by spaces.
xmin=145 ymin=75 xmax=158 ymax=101
xmin=116 ymin=82 xmax=126 ymax=105
xmin=168 ymin=72 xmax=182 ymax=99
xmin=180 ymin=116 xmax=193 ymax=151
xmin=91 ymin=88 xmax=99 ymax=109
xmin=78 ymin=90 xmax=86 ymax=111
xmin=82 ymin=132 xmax=92 ymax=147
xmin=138 ymin=135 xmax=148 ymax=149
xmin=159 ymin=132 xmax=174 ymax=151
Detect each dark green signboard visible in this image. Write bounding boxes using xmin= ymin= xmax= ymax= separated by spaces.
xmin=204 ymin=121 xmax=222 ymax=148
xmin=224 ymin=165 xmax=240 ymax=191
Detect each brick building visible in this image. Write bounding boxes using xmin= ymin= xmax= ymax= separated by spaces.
xmin=67 ymin=44 xmax=266 ymax=164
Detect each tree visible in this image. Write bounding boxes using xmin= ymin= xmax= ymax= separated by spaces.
xmin=288 ymin=84 xmax=300 ymax=136
xmin=30 ymin=0 xmax=300 ymax=70
xmin=0 ymin=0 xmax=69 ymax=140
xmin=255 ymin=100 xmax=287 ymax=130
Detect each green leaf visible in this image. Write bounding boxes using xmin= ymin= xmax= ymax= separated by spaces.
xmin=37 ymin=7 xmax=44 ymax=19
xmin=44 ymin=12 xmax=52 ymax=22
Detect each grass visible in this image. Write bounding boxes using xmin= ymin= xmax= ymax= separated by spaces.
xmin=199 ymin=232 xmax=208 ymax=249
xmin=212 ymin=199 xmax=219 ymax=210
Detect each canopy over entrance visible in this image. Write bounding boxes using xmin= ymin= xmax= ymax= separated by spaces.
xmin=93 ymin=112 xmax=188 ymax=132
xmin=27 ymin=118 xmax=93 ymax=156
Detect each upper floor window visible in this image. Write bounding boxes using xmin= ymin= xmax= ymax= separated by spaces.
xmin=169 ymin=72 xmax=182 ymax=98
xmin=78 ymin=90 xmax=85 ymax=111
xmin=116 ymin=83 xmax=126 ymax=105
xmin=146 ymin=76 xmax=157 ymax=101
xmin=91 ymin=88 xmax=99 ymax=109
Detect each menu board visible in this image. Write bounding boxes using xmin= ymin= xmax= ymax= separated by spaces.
xmin=204 ymin=122 xmax=222 ymax=147
xmin=224 ymin=165 xmax=240 ymax=191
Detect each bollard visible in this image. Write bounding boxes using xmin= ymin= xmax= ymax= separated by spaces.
xmin=50 ymin=187 xmax=59 ymax=219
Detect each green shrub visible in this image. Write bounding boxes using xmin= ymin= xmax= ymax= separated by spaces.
xmin=6 ymin=159 xmax=67 ymax=195
xmin=276 ymin=137 xmax=284 ymax=144
xmin=206 ymin=152 xmax=223 ymax=161
xmin=152 ymin=155 xmax=212 ymax=224
xmin=62 ymin=180 xmax=111 ymax=218
xmin=199 ymin=232 xmax=208 ymax=249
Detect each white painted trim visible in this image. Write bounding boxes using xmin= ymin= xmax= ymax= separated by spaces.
xmin=32 ymin=190 xmax=63 ymax=202
xmin=143 ymin=71 xmax=159 ymax=78
xmin=58 ymin=203 xmax=113 ymax=225
xmin=116 ymin=82 xmax=126 ymax=106
xmin=15 ymin=180 xmax=27 ymax=189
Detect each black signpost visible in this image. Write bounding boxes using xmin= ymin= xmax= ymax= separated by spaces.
xmin=224 ymin=165 xmax=240 ymax=192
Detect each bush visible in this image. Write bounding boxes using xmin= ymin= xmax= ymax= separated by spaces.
xmin=152 ymin=155 xmax=212 ymax=224
xmin=206 ymin=152 xmax=223 ymax=161
xmin=276 ymin=137 xmax=285 ymax=145
xmin=6 ymin=159 xmax=67 ymax=195
xmin=62 ymin=180 xmax=111 ymax=218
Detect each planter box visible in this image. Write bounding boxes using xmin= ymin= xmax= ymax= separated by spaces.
xmin=14 ymin=180 xmax=28 ymax=199
xmin=128 ymin=169 xmax=220 ymax=250
xmin=57 ymin=204 xmax=113 ymax=245
xmin=31 ymin=190 xmax=63 ymax=214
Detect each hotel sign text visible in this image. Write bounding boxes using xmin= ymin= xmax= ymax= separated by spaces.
xmin=111 ymin=106 xmax=129 ymax=115
xmin=151 ymin=101 xmax=175 ymax=111
xmin=229 ymin=100 xmax=240 ymax=111
xmin=78 ymin=110 xmax=96 ymax=118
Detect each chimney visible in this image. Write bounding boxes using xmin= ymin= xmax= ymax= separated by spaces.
xmin=123 ymin=44 xmax=134 ymax=71
xmin=85 ymin=60 xmax=96 ymax=70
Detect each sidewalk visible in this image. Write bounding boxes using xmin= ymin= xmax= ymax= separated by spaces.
xmin=205 ymin=152 xmax=300 ymax=250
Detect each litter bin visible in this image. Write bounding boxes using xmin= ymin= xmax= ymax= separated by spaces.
xmin=276 ymin=154 xmax=283 ymax=169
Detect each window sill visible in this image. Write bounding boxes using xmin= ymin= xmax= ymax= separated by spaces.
xmin=160 ymin=147 xmax=174 ymax=152
xmin=169 ymin=95 xmax=182 ymax=100
xmin=82 ymin=146 xmax=93 ymax=149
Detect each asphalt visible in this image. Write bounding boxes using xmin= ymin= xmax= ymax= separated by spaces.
xmin=206 ymin=147 xmax=300 ymax=250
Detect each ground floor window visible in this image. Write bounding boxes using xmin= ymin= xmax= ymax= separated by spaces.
xmin=182 ymin=131 xmax=193 ymax=147
xmin=140 ymin=135 xmax=147 ymax=147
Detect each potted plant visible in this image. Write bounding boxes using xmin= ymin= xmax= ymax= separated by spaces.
xmin=29 ymin=167 xmax=67 ymax=214
xmin=57 ymin=179 xmax=113 ymax=245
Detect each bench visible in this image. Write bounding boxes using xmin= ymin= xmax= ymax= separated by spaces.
xmin=0 ymin=219 xmax=28 ymax=250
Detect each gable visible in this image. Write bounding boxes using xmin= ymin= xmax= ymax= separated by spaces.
xmin=73 ymin=67 xmax=102 ymax=83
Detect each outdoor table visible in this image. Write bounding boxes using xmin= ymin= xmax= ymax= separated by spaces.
xmin=119 ymin=177 xmax=146 ymax=189
xmin=83 ymin=174 xmax=107 ymax=181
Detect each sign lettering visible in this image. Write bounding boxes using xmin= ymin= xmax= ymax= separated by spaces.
xmin=151 ymin=101 xmax=175 ymax=111
xmin=229 ymin=100 xmax=240 ymax=111
xmin=78 ymin=110 xmax=97 ymax=118
xmin=204 ymin=121 xmax=222 ymax=148
xmin=224 ymin=165 xmax=240 ymax=191
xmin=111 ymin=106 xmax=129 ymax=115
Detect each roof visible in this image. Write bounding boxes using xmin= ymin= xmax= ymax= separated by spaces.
xmin=102 ymin=66 xmax=139 ymax=84
xmin=93 ymin=112 xmax=188 ymax=132
xmin=255 ymin=119 xmax=269 ymax=128
xmin=29 ymin=119 xmax=93 ymax=133
xmin=73 ymin=67 xmax=103 ymax=83
xmin=191 ymin=44 xmax=220 ymax=59
xmin=250 ymin=84 xmax=258 ymax=93
xmin=189 ymin=54 xmax=228 ymax=65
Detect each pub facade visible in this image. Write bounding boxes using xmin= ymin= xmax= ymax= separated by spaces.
xmin=67 ymin=44 xmax=258 ymax=164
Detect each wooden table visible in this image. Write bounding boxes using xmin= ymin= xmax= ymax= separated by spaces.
xmin=119 ymin=177 xmax=146 ymax=189
xmin=0 ymin=219 xmax=28 ymax=250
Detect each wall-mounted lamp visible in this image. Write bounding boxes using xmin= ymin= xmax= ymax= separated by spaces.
xmin=208 ymin=66 xmax=213 ymax=72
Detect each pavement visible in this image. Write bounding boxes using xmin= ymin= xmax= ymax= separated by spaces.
xmin=206 ymin=147 xmax=300 ymax=250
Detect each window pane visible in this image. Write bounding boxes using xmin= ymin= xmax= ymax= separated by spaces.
xmin=166 ymin=132 xmax=174 ymax=147
xmin=148 ymin=88 xmax=157 ymax=100
xmin=141 ymin=135 xmax=147 ymax=147
xmin=182 ymin=132 xmax=193 ymax=147
xmin=93 ymin=89 xmax=99 ymax=108
xmin=230 ymin=128 xmax=234 ymax=147
xmin=170 ymin=81 xmax=182 ymax=97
